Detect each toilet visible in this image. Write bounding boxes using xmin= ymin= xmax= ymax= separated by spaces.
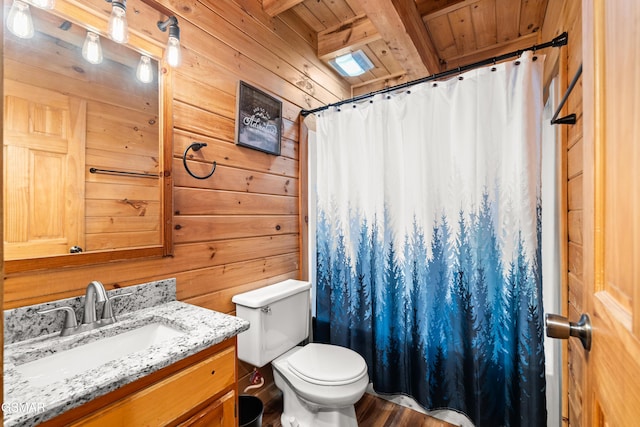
xmin=232 ymin=279 xmax=369 ymax=427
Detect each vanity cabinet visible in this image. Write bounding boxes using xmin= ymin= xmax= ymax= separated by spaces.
xmin=41 ymin=339 xmax=238 ymax=427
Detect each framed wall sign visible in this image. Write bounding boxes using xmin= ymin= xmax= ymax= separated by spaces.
xmin=236 ymin=81 xmax=282 ymax=156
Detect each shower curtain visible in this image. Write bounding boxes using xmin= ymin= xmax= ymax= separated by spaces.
xmin=314 ymin=52 xmax=546 ymax=426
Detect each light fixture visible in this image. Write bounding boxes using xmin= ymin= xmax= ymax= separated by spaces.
xmin=329 ymin=50 xmax=374 ymax=77
xmin=107 ymin=0 xmax=129 ymax=44
xmin=82 ymin=31 xmax=103 ymax=64
xmin=157 ymin=16 xmax=181 ymax=67
xmin=7 ymin=0 xmax=35 ymax=39
xmin=136 ymin=55 xmax=153 ymax=83
xmin=29 ymin=0 xmax=55 ymax=9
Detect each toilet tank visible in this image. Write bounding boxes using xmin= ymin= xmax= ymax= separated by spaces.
xmin=232 ymin=279 xmax=311 ymax=367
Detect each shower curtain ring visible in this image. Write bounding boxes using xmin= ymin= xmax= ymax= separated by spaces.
xmin=183 ymin=142 xmax=217 ymax=180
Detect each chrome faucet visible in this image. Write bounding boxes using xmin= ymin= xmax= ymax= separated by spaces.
xmin=38 ymin=281 xmax=131 ymax=336
xmin=82 ymin=280 xmax=108 ymax=325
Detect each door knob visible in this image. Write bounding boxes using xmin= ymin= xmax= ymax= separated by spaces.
xmin=545 ymin=313 xmax=592 ymax=351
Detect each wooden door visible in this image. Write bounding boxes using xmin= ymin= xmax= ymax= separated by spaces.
xmin=579 ymin=0 xmax=640 ymax=425
xmin=3 ymin=80 xmax=86 ymax=260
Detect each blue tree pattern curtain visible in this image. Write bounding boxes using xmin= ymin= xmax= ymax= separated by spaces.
xmin=314 ymin=52 xmax=546 ymax=426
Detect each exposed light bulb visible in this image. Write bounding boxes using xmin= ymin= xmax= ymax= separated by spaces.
xmin=7 ymin=0 xmax=35 ymax=39
xmin=82 ymin=32 xmax=103 ymax=64
xmin=166 ymin=35 xmax=181 ymax=67
xmin=158 ymin=17 xmax=181 ymax=68
xmin=29 ymin=0 xmax=55 ymax=10
xmin=136 ymin=55 xmax=153 ymax=83
xmin=108 ymin=1 xmax=128 ymax=44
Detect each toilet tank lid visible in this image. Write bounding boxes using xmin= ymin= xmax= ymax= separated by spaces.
xmin=232 ymin=279 xmax=311 ymax=308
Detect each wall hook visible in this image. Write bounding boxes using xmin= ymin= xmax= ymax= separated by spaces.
xmin=183 ymin=142 xmax=216 ymax=179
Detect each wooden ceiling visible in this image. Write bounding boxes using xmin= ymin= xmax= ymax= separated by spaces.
xmin=265 ymin=0 xmax=550 ymax=96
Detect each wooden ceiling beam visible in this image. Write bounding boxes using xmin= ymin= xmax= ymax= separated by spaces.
xmin=442 ymin=32 xmax=538 ymax=70
xmin=317 ymin=15 xmax=382 ymax=60
xmin=415 ymin=0 xmax=462 ymax=17
xmin=357 ymin=0 xmax=442 ymax=79
xmin=262 ymin=0 xmax=305 ymax=17
xmin=418 ymin=0 xmax=481 ymax=20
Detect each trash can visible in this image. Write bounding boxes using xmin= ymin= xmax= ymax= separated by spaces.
xmin=239 ymin=395 xmax=263 ymax=427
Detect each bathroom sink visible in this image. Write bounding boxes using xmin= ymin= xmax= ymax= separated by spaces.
xmin=15 ymin=323 xmax=185 ymax=387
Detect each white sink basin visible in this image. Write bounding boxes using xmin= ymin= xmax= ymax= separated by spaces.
xmin=15 ymin=323 xmax=185 ymax=387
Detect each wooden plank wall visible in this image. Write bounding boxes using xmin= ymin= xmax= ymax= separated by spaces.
xmin=3 ymin=0 xmax=348 ymax=307
xmin=564 ymin=3 xmax=584 ymax=424
xmin=542 ymin=1 xmax=583 ymax=426
xmin=559 ymin=3 xmax=584 ymax=426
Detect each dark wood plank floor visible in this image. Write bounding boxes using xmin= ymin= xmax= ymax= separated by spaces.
xmin=261 ymin=391 xmax=457 ymax=427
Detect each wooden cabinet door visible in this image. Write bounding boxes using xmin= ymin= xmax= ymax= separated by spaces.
xmin=3 ymin=80 xmax=86 ymax=259
xmin=580 ymin=0 xmax=640 ymax=425
xmin=178 ymin=391 xmax=236 ymax=427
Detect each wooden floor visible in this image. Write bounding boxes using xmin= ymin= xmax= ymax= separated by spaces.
xmin=260 ymin=391 xmax=457 ymax=427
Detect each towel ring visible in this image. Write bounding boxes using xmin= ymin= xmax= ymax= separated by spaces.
xmin=183 ymin=142 xmax=216 ymax=180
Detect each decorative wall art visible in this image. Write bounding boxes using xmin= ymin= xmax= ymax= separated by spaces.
xmin=236 ymin=81 xmax=282 ymax=155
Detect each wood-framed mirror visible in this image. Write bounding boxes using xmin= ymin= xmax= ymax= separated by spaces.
xmin=3 ymin=0 xmax=173 ymax=274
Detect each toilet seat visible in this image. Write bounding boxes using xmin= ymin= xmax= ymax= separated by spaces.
xmin=273 ymin=346 xmax=370 ymax=411
xmin=287 ymin=343 xmax=368 ymax=386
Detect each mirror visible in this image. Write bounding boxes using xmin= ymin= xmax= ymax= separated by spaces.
xmin=3 ymin=0 xmax=172 ymax=273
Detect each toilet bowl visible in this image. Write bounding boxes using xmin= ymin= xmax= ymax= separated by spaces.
xmin=232 ymin=280 xmax=369 ymax=427
xmin=273 ymin=345 xmax=369 ymax=427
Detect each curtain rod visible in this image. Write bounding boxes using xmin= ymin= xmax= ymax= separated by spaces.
xmin=301 ymin=32 xmax=568 ymax=117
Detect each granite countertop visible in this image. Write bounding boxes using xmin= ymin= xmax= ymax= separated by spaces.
xmin=3 ymin=279 xmax=250 ymax=427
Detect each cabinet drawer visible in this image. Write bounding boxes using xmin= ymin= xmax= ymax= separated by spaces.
xmin=71 ymin=346 xmax=236 ymax=426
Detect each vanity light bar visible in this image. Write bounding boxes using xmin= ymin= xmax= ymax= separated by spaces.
xmin=6 ymin=0 xmax=181 ymax=72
